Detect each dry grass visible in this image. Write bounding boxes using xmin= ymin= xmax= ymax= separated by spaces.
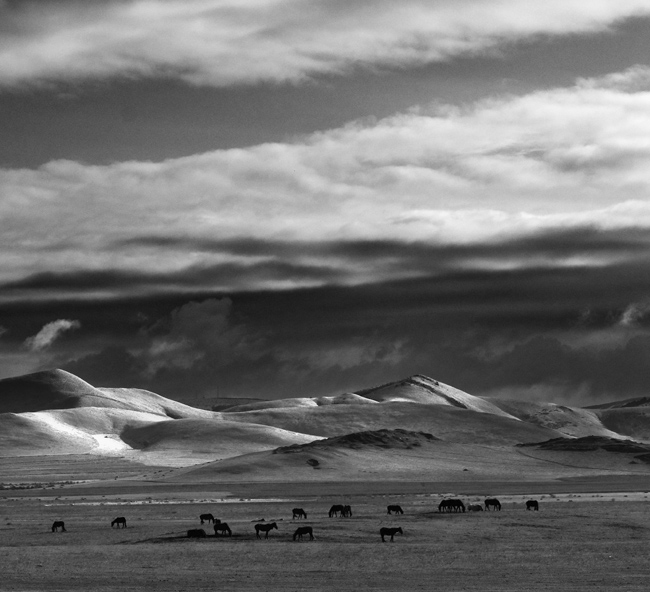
xmin=3 ymin=483 xmax=650 ymax=591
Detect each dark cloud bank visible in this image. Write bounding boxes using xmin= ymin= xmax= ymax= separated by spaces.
xmin=2 ymin=227 xmax=650 ymax=406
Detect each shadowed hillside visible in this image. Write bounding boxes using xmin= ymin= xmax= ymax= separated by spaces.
xmin=0 ymin=369 xmax=215 ymax=419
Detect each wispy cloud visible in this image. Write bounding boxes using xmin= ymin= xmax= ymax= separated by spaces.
xmin=1 ymin=1 xmax=650 ymax=88
xmin=23 ymin=319 xmax=81 ymax=351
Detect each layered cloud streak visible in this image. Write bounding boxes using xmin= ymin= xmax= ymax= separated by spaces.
xmin=2 ymin=0 xmax=650 ymax=88
xmin=4 ymin=67 xmax=650 ymax=300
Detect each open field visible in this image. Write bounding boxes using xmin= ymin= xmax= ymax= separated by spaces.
xmin=3 ymin=481 xmax=650 ymax=592
xmin=3 ymin=371 xmax=650 ymax=590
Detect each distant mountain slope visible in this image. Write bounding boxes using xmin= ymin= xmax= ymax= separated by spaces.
xmin=169 ymin=428 xmax=649 ymax=483
xmin=488 ymin=399 xmax=623 ymax=439
xmin=218 ymin=401 xmax=560 ymax=446
xmin=592 ymin=408 xmax=650 ymax=443
xmin=0 ymin=369 xmax=214 ymax=419
xmin=0 ymin=370 xmax=104 ymax=414
xmin=0 ymin=408 xmax=168 ymax=456
xmin=355 ymin=374 xmax=516 ymax=418
xmin=224 ymin=392 xmax=377 ymax=412
xmin=586 ymin=397 xmax=650 ymax=409
xmin=121 ymin=419 xmax=321 ymax=458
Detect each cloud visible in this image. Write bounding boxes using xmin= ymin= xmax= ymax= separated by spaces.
xmin=1 ymin=1 xmax=650 ymax=88
xmin=4 ymin=66 xmax=650 ymax=304
xmin=619 ymin=298 xmax=650 ymax=326
xmin=143 ymin=297 xmax=266 ymax=373
xmin=23 ymin=319 xmax=81 ymax=351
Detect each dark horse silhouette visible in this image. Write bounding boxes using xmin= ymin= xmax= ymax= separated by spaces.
xmin=293 ymin=526 xmax=314 ymax=541
xmin=467 ymin=504 xmax=483 ymax=512
xmin=526 ymin=500 xmax=539 ymax=511
xmin=341 ymin=505 xmax=352 ymax=517
xmin=200 ymin=513 xmax=216 ymax=524
xmin=51 ymin=521 xmax=66 ymax=532
xmin=292 ymin=508 xmax=307 ymax=519
xmin=213 ymin=522 xmax=232 ymax=536
xmin=329 ymin=504 xmax=344 ymax=517
xmin=380 ymin=527 xmax=403 ymax=542
xmin=111 ymin=517 xmax=127 ymax=528
xmin=187 ymin=528 xmax=207 ymax=538
xmin=438 ymin=499 xmax=465 ymax=513
xmin=255 ymin=522 xmax=278 ymax=539
xmin=485 ymin=498 xmax=501 ymax=511
xmin=387 ymin=505 xmax=404 ymax=515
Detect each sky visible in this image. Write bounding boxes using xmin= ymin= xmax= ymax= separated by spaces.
xmin=4 ymin=1 xmax=650 ymax=406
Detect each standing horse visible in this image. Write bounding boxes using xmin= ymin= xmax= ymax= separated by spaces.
xmin=293 ymin=526 xmax=314 ymax=541
xmin=387 ymin=505 xmax=404 ymax=515
xmin=292 ymin=508 xmax=307 ymax=519
xmin=526 ymin=500 xmax=539 ymax=511
xmin=187 ymin=529 xmax=207 ymax=538
xmin=51 ymin=521 xmax=66 ymax=532
xmin=329 ymin=504 xmax=345 ymax=517
xmin=111 ymin=517 xmax=127 ymax=528
xmin=380 ymin=527 xmax=403 ymax=542
xmin=341 ymin=505 xmax=352 ymax=517
xmin=213 ymin=522 xmax=232 ymax=536
xmin=485 ymin=498 xmax=501 ymax=511
xmin=200 ymin=513 xmax=216 ymax=524
xmin=255 ymin=522 xmax=278 ymax=539
xmin=439 ymin=499 xmax=465 ymax=513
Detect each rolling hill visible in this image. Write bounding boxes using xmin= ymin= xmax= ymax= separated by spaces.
xmin=2 ymin=369 xmax=650 ymax=483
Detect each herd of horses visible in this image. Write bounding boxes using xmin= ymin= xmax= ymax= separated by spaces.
xmin=49 ymin=497 xmax=540 ymax=540
xmin=437 ymin=498 xmax=539 ymax=513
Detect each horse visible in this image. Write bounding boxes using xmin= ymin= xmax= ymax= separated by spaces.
xmin=387 ymin=505 xmax=404 ymax=515
xmin=51 ymin=521 xmax=66 ymax=532
xmin=526 ymin=499 xmax=539 ymax=511
xmin=200 ymin=513 xmax=216 ymax=524
xmin=380 ymin=527 xmax=403 ymax=542
xmin=293 ymin=526 xmax=314 ymax=541
xmin=329 ymin=504 xmax=345 ymax=517
xmin=187 ymin=528 xmax=207 ymax=538
xmin=438 ymin=499 xmax=465 ymax=513
xmin=213 ymin=522 xmax=232 ymax=536
xmin=111 ymin=517 xmax=127 ymax=528
xmin=467 ymin=504 xmax=483 ymax=512
xmin=255 ymin=522 xmax=278 ymax=539
xmin=485 ymin=498 xmax=501 ymax=511
xmin=341 ymin=505 xmax=352 ymax=517
xmin=292 ymin=508 xmax=307 ymax=519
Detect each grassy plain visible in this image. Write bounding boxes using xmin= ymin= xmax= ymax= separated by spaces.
xmin=3 ymin=479 xmax=650 ymax=592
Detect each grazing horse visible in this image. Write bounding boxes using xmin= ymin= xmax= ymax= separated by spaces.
xmin=485 ymin=498 xmax=501 ymax=511
xmin=213 ymin=522 xmax=232 ymax=536
xmin=51 ymin=521 xmax=66 ymax=532
xmin=187 ymin=528 xmax=207 ymax=538
xmin=387 ymin=505 xmax=404 ymax=515
xmin=293 ymin=526 xmax=314 ymax=541
xmin=255 ymin=522 xmax=278 ymax=539
xmin=526 ymin=499 xmax=539 ymax=511
xmin=438 ymin=499 xmax=465 ymax=513
xmin=341 ymin=505 xmax=352 ymax=517
xmin=200 ymin=513 xmax=216 ymax=524
xmin=111 ymin=517 xmax=127 ymax=528
xmin=292 ymin=508 xmax=307 ymax=519
xmin=467 ymin=504 xmax=483 ymax=512
xmin=329 ymin=504 xmax=345 ymax=517
xmin=380 ymin=527 xmax=403 ymax=542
